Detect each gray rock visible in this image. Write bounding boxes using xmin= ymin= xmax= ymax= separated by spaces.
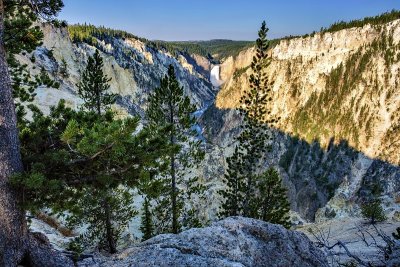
xmin=28 ymin=232 xmax=74 ymax=267
xmin=79 ymin=217 xmax=328 ymax=267
xmin=387 ymin=241 xmax=400 ymax=267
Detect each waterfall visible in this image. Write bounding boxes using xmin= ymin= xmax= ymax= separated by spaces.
xmin=210 ymin=65 xmax=223 ymax=88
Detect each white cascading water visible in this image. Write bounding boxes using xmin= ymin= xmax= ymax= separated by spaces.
xmin=191 ymin=65 xmax=223 ymax=143
xmin=210 ymin=65 xmax=223 ymax=88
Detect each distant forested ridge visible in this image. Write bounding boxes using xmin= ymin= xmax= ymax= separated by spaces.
xmin=164 ymin=40 xmax=255 ymax=61
xmin=68 ymin=24 xmax=148 ymax=44
xmin=274 ymin=9 xmax=400 ymax=42
xmin=68 ymin=24 xmax=253 ymax=62
xmin=321 ymin=9 xmax=400 ymax=33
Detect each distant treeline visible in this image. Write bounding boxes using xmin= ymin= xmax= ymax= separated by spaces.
xmin=68 ymin=23 xmax=148 ymax=45
xmin=153 ymin=40 xmax=255 ymax=61
xmin=150 ymin=41 xmax=211 ymax=59
xmin=276 ymin=9 xmax=400 ymax=42
xmin=322 ymin=9 xmax=400 ymax=33
xmin=68 ymin=24 xmax=254 ymax=61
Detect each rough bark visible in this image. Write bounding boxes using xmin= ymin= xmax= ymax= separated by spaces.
xmin=0 ymin=1 xmax=73 ymax=265
xmin=0 ymin=0 xmax=29 ymax=265
xmin=104 ymin=199 xmax=116 ymax=254
xmin=171 ymin=151 xmax=177 ymax=234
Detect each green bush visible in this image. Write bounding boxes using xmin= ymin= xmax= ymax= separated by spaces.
xmin=361 ymin=199 xmax=387 ymax=224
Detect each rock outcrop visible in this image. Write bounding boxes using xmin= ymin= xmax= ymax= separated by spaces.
xmin=78 ymin=217 xmax=328 ymax=267
xmin=28 ymin=232 xmax=74 ymax=267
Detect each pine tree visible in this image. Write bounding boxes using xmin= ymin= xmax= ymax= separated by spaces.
xmin=145 ymin=64 xmax=205 ymax=234
xmin=138 ymin=169 xmax=162 ymax=241
xmin=64 ymin=185 xmax=137 ymax=254
xmin=61 ymin=117 xmax=141 ymax=253
xmin=219 ymin=21 xmax=290 ymax=228
xmin=140 ymin=197 xmax=154 ymax=241
xmin=13 ymin=99 xmax=166 ymax=253
xmin=75 ymin=48 xmax=120 ymax=253
xmin=13 ymin=49 xmax=166 ymax=254
xmin=59 ymin=57 xmax=69 ymax=78
xmin=77 ymin=49 xmax=116 ymax=114
xmin=219 ymin=21 xmax=272 ymax=215
xmin=360 ymin=180 xmax=386 ymax=225
xmin=361 ymin=198 xmax=386 ymax=225
xmin=252 ymin=168 xmax=291 ymax=228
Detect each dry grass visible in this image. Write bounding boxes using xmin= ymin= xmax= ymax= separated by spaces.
xmin=35 ymin=212 xmax=75 ymax=237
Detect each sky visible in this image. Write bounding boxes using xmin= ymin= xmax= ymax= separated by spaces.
xmin=59 ymin=1 xmax=400 ymax=41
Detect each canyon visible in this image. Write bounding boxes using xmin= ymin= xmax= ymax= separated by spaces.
xmin=18 ymin=18 xmax=400 ymax=265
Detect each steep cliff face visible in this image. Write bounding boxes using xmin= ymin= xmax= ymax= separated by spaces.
xmin=18 ymin=23 xmax=216 ymax=118
xmin=216 ymin=20 xmax=400 ymax=164
xmin=202 ymin=20 xmax=400 ymax=221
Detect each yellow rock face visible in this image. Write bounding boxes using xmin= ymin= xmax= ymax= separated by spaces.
xmin=216 ymin=20 xmax=400 ymax=165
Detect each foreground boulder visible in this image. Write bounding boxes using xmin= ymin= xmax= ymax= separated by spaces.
xmin=79 ymin=217 xmax=328 ymax=267
xmin=28 ymin=232 xmax=74 ymax=267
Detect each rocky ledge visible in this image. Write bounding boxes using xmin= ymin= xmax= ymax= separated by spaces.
xmin=78 ymin=217 xmax=328 ymax=267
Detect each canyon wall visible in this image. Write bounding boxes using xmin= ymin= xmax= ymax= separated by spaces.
xmin=200 ymin=20 xmax=400 ymax=222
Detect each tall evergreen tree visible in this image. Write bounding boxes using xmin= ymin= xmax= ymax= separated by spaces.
xmin=54 ymin=50 xmax=131 ymax=253
xmin=219 ymin=21 xmax=290 ymax=228
xmin=219 ymin=21 xmax=273 ymax=217
xmin=145 ymin=65 xmax=204 ymax=234
xmin=77 ymin=49 xmax=116 ymax=114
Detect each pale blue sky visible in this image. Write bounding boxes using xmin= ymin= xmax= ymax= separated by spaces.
xmin=59 ymin=1 xmax=400 ymax=41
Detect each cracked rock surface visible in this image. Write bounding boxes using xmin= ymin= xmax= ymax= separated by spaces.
xmin=78 ymin=217 xmax=328 ymax=267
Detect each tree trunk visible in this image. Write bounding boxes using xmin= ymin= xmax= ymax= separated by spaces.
xmin=243 ymin=153 xmax=253 ymax=217
xmin=233 ymin=173 xmax=238 ymax=216
xmin=0 ymin=0 xmax=29 ymax=264
xmin=169 ymin=103 xmax=178 ymax=234
xmin=0 ymin=2 xmax=73 ymax=265
xmin=244 ymin=174 xmax=252 ymax=217
xmin=96 ymin=93 xmax=101 ymax=116
xmin=171 ymin=150 xmax=177 ymax=234
xmin=170 ymin=122 xmax=177 ymax=233
xmin=104 ymin=198 xmax=117 ymax=254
